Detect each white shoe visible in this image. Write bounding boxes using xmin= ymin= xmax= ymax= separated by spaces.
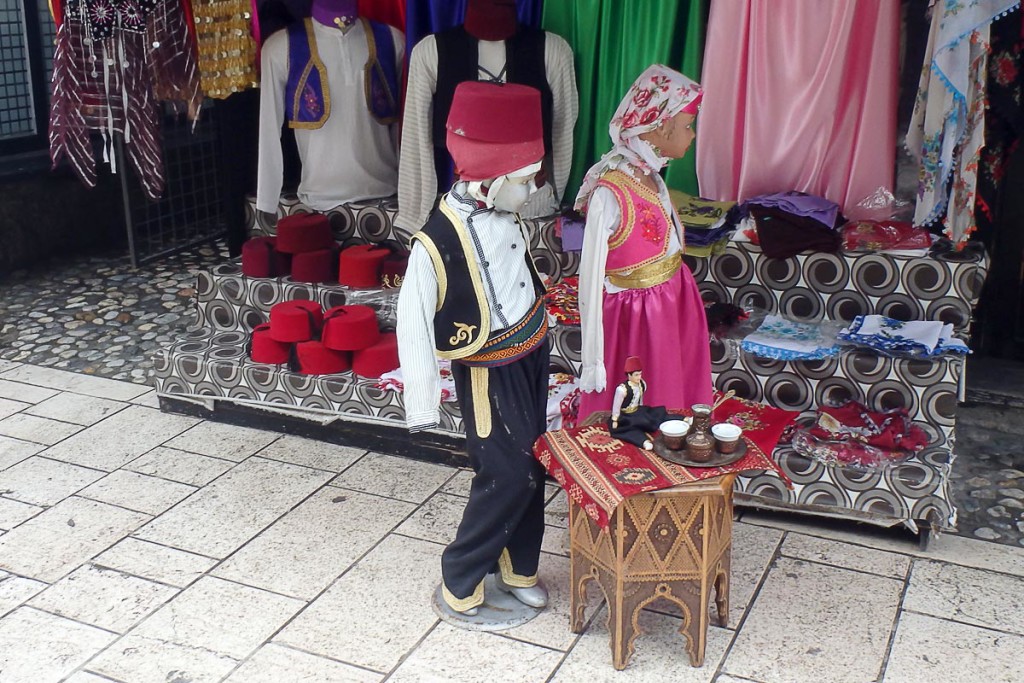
xmin=494 ymin=574 xmax=548 ymax=608
xmin=643 ymin=439 xmax=654 ymax=450
xmin=459 ymin=607 xmax=479 ymax=616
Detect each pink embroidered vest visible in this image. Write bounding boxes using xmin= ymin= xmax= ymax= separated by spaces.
xmin=595 ymin=170 xmax=676 ymax=275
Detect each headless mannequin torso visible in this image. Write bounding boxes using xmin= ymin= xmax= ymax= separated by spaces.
xmin=255 ymin=0 xmax=403 ymax=216
xmin=396 ymin=0 xmax=579 ymax=231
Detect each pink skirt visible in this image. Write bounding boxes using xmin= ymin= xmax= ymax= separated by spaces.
xmin=578 ymin=266 xmax=713 ymax=420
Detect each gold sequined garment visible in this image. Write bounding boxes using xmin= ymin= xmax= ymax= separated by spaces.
xmin=191 ymin=0 xmax=258 ymax=98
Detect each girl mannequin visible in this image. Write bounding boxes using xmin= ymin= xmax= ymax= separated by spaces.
xmin=576 ymin=65 xmax=713 ymax=420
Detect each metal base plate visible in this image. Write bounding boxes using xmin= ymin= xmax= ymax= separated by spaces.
xmin=431 ymin=576 xmax=544 ymax=632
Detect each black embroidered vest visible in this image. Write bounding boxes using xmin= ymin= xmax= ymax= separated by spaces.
xmin=433 ymin=26 xmax=554 ymax=156
xmin=620 ymin=380 xmax=647 ymax=412
xmin=412 ymin=198 xmax=546 ymax=360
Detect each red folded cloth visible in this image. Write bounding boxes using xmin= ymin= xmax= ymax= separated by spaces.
xmin=292 ymin=340 xmax=351 ymax=375
xmin=842 ymin=220 xmax=933 ymax=252
xmin=248 ymin=323 xmax=291 ymax=364
xmin=241 ymin=237 xmax=291 ymax=278
xmin=353 ymin=332 xmax=399 ymax=378
xmin=276 ymin=213 xmax=335 ymax=254
xmin=269 ymin=300 xmax=323 ymax=342
xmin=339 ymin=244 xmax=391 ymax=288
xmin=291 ymin=248 xmax=337 ymax=284
xmin=321 ymin=305 xmax=381 ymax=351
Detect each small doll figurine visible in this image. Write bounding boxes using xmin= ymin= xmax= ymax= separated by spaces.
xmin=609 ymin=356 xmax=669 ymax=450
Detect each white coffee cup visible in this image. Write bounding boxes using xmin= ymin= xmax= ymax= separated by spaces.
xmin=659 ymin=419 xmax=691 ymax=450
xmin=711 ymin=423 xmax=743 ymax=454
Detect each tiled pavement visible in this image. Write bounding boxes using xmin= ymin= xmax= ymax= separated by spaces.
xmin=1 ymin=362 xmax=1023 ymax=682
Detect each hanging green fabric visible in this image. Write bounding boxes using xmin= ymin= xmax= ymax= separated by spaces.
xmin=543 ymin=0 xmax=708 ymax=200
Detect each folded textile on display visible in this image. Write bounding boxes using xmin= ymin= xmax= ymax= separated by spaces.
xmin=711 ymin=394 xmax=801 ymax=458
xmin=842 ymin=220 xmax=935 ymax=253
xmin=789 ymin=400 xmax=930 ymax=470
xmin=543 ymin=276 xmax=580 ymax=327
xmin=750 ymin=206 xmax=843 ymax=259
xmin=671 ymin=190 xmax=737 ymax=251
xmin=839 ymin=315 xmax=971 ymax=356
xmin=740 ymin=191 xmax=842 ymax=229
xmin=740 ymin=315 xmax=842 ymax=361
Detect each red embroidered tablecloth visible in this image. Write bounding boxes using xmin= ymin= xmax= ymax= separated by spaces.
xmin=534 ymin=416 xmax=792 ymax=530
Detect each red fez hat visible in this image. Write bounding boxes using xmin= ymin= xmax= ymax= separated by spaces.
xmin=446 ymin=81 xmax=545 ymax=181
xmin=249 ymin=323 xmax=292 ymax=364
xmin=339 ymin=244 xmax=391 ymax=289
xmin=379 ymin=251 xmax=409 ymax=289
xmin=321 ymin=305 xmax=381 ymax=351
xmin=269 ymin=300 xmax=323 ymax=342
xmin=291 ymin=248 xmax=338 ymax=284
xmin=276 ymin=213 xmax=335 ymax=254
xmin=291 ymin=341 xmax=352 ymax=375
xmin=352 ymin=332 xmax=399 ymax=378
xmin=241 ymin=237 xmax=292 ymax=278
xmin=624 ymin=356 xmax=643 ymax=374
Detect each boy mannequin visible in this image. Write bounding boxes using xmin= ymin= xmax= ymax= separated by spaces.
xmin=397 ymin=82 xmax=551 ymax=616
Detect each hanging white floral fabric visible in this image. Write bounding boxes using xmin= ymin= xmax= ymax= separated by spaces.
xmin=906 ymin=0 xmax=1020 ymax=247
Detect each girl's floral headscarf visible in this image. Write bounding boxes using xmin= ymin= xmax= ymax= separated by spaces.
xmin=575 ymin=65 xmax=702 ymax=211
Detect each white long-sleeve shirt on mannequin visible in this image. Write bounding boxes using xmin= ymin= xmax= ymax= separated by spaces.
xmin=578 ymin=182 xmax=684 ymax=394
xmin=397 ymin=184 xmax=540 ymax=430
xmin=256 ymin=20 xmax=404 ymax=214
xmin=395 ymin=32 xmax=578 ymax=232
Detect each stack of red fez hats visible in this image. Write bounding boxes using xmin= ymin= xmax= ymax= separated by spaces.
xmin=241 ymin=213 xmax=337 ymax=283
xmin=247 ymin=301 xmax=399 ymax=378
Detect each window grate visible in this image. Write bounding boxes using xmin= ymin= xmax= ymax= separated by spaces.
xmin=36 ymin=0 xmax=55 ymax=86
xmin=0 ymin=0 xmax=37 ymax=140
xmin=119 ymin=102 xmax=229 ymax=266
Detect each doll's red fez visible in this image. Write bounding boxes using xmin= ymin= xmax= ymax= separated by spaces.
xmin=379 ymin=250 xmax=409 ymax=288
xmin=291 ymin=248 xmax=337 ymax=284
xmin=249 ymin=323 xmax=291 ymax=364
xmin=292 ymin=341 xmax=352 ymax=375
xmin=338 ymin=243 xmax=391 ymax=288
xmin=241 ymin=237 xmax=291 ymax=278
xmin=321 ymin=305 xmax=381 ymax=351
xmin=352 ymin=332 xmax=399 ymax=378
xmin=446 ymin=81 xmax=545 ymax=181
xmin=275 ymin=213 xmax=335 ymax=254
xmin=269 ymin=300 xmax=323 ymax=342
xmin=624 ymin=356 xmax=643 ymax=374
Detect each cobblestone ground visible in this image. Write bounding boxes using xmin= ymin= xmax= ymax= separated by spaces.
xmin=0 ymin=244 xmax=227 ymax=382
xmin=2 ymin=242 xmax=1023 ymax=548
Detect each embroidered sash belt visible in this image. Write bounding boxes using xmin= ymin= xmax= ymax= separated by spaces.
xmin=607 ymin=252 xmax=682 ymax=290
xmin=459 ymin=297 xmax=548 ymax=368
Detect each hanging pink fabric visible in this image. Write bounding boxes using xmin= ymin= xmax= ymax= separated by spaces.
xmin=695 ymin=0 xmax=899 ymax=218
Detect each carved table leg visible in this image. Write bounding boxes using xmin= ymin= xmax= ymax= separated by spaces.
xmin=569 ymin=553 xmax=591 ymax=634
xmin=715 ymin=547 xmax=731 ymax=628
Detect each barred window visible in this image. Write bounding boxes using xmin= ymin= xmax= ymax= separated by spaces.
xmin=0 ymin=0 xmax=54 ymax=154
